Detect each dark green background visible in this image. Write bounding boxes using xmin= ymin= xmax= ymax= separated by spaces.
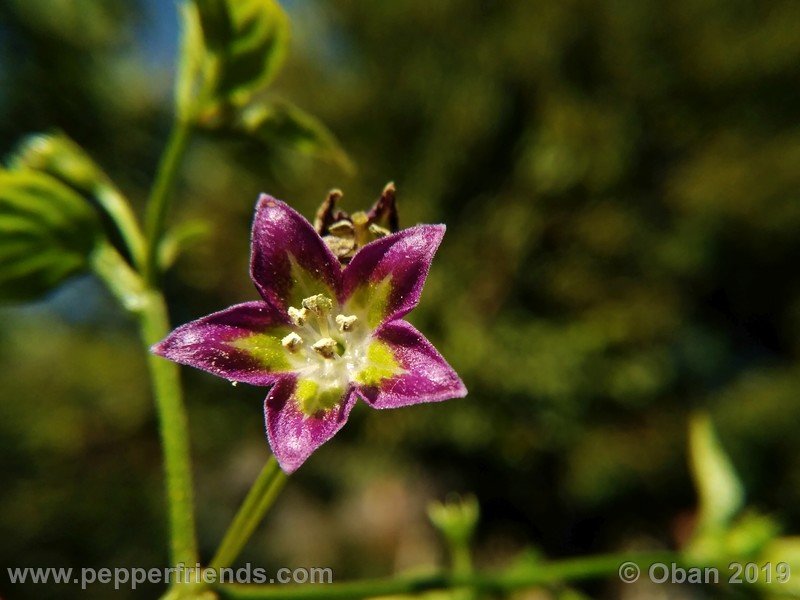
xmin=2 ymin=1 xmax=800 ymax=598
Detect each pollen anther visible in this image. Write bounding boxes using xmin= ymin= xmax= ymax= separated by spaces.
xmin=335 ymin=314 xmax=358 ymax=332
xmin=302 ymin=294 xmax=333 ymax=316
xmin=288 ymin=306 xmax=308 ymax=326
xmin=312 ymin=337 xmax=338 ymax=359
xmin=281 ymin=332 xmax=304 ymax=352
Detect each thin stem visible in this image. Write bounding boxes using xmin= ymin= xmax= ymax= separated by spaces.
xmin=452 ymin=544 xmax=472 ymax=576
xmin=139 ymin=291 xmax=199 ymax=567
xmin=450 ymin=543 xmax=474 ymax=600
xmin=89 ymin=241 xmax=146 ymax=310
xmin=94 ymin=184 xmax=147 ymax=269
xmin=209 ymin=456 xmax=288 ymax=570
xmin=216 ymin=551 xmax=679 ymax=599
xmin=90 ymin=241 xmax=198 ymax=567
xmin=143 ymin=121 xmax=194 ymax=285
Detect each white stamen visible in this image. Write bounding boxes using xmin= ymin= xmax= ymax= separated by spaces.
xmin=312 ymin=337 xmax=338 ymax=359
xmin=281 ymin=332 xmax=304 ymax=353
xmin=288 ymin=306 xmax=308 ymax=326
xmin=302 ymin=294 xmax=333 ymax=316
xmin=302 ymin=294 xmax=333 ymax=336
xmin=335 ymin=314 xmax=358 ymax=332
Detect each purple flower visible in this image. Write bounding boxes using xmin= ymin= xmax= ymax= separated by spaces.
xmin=153 ymin=195 xmax=467 ymax=473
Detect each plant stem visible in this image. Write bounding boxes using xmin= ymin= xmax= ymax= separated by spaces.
xmin=209 ymin=456 xmax=288 ymax=570
xmin=140 ymin=117 xmax=199 ymax=566
xmin=143 ymin=121 xmax=194 ymax=285
xmin=139 ymin=290 xmax=199 ymax=567
xmin=89 ymin=241 xmax=146 ymax=310
xmin=216 ymin=551 xmax=678 ymax=599
xmin=94 ymin=184 xmax=147 ymax=269
xmin=91 ymin=241 xmax=199 ymax=567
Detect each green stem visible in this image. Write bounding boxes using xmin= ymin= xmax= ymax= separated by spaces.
xmin=216 ymin=551 xmax=678 ymax=599
xmin=89 ymin=241 xmax=147 ymax=310
xmin=209 ymin=456 xmax=288 ymax=570
xmin=139 ymin=290 xmax=199 ymax=567
xmin=90 ymin=241 xmax=198 ymax=567
xmin=143 ymin=121 xmax=194 ymax=285
xmin=94 ymin=184 xmax=147 ymax=269
xmin=450 ymin=542 xmax=474 ymax=600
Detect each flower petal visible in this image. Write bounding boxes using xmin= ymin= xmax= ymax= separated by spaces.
xmin=265 ymin=377 xmax=357 ymax=473
xmin=357 ymin=320 xmax=467 ymax=408
xmin=152 ymin=301 xmax=294 ymax=386
xmin=342 ymin=225 xmax=445 ymax=327
xmin=250 ymin=195 xmax=342 ymax=313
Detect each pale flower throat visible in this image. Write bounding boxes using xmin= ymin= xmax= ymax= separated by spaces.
xmin=280 ymin=294 xmax=369 ymax=400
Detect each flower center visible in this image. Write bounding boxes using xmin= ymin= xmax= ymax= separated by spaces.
xmin=280 ymin=294 xmax=370 ymax=399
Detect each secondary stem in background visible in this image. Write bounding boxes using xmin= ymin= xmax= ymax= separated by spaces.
xmin=143 ymin=121 xmax=194 ymax=285
xmin=209 ymin=456 xmax=288 ymax=571
xmin=216 ymin=550 xmax=679 ymax=599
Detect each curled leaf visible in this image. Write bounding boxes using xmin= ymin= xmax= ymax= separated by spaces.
xmin=178 ymin=0 xmax=289 ymax=119
xmin=8 ymin=132 xmax=145 ymax=266
xmin=10 ymin=132 xmax=108 ymax=194
xmin=0 ymin=170 xmax=102 ymax=302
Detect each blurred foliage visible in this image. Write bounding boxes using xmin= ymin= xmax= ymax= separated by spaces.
xmin=3 ymin=0 xmax=800 ymax=598
xmin=179 ymin=0 xmax=352 ymax=170
xmin=0 ymin=169 xmax=101 ymax=301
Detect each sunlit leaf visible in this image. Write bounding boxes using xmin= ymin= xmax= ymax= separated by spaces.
xmin=0 ymin=170 xmax=101 ymax=302
xmin=179 ymin=0 xmax=289 ymax=117
xmin=206 ymin=0 xmax=289 ymax=104
xmin=176 ymin=2 xmax=207 ymax=122
xmin=175 ymin=1 xmax=352 ymax=172
xmin=8 ymin=132 xmax=145 ymax=266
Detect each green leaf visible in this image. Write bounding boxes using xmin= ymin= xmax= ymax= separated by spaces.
xmin=179 ymin=0 xmax=289 ymax=117
xmin=176 ymin=2 xmax=207 ymax=122
xmin=688 ymin=412 xmax=745 ymax=531
xmin=238 ymin=100 xmax=354 ymax=173
xmin=176 ymin=1 xmax=352 ymax=173
xmin=10 ymin=132 xmax=109 ymax=194
xmin=216 ymin=0 xmax=289 ymax=104
xmin=192 ymin=0 xmax=232 ymax=53
xmin=0 ymin=170 xmax=102 ymax=302
xmin=9 ymin=132 xmax=146 ymax=267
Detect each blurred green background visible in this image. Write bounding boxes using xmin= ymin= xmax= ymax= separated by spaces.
xmin=3 ymin=0 xmax=800 ymax=598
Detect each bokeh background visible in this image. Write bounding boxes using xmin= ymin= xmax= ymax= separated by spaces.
xmin=3 ymin=0 xmax=800 ymax=598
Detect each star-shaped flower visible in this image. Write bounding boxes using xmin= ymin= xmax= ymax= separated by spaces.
xmin=153 ymin=195 xmax=467 ymax=472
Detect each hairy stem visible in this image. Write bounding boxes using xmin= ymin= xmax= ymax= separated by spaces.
xmin=143 ymin=121 xmax=194 ymax=285
xmin=91 ymin=241 xmax=198 ymax=567
xmin=216 ymin=551 xmax=679 ymax=599
xmin=139 ymin=291 xmax=199 ymax=567
xmin=209 ymin=456 xmax=288 ymax=571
